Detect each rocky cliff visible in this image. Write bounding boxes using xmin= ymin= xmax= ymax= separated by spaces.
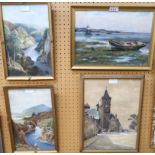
xmin=16 ymin=27 xmax=35 ymax=49
xmin=13 ymin=111 xmax=54 ymax=147
xmin=36 ymin=29 xmax=50 ymax=65
xmin=4 ymin=21 xmax=36 ymax=50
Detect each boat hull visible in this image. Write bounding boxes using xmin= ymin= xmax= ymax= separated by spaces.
xmin=109 ymin=40 xmax=146 ymax=51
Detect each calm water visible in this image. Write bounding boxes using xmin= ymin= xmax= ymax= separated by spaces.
xmin=23 ymin=44 xmax=51 ymax=74
xmin=75 ymin=32 xmax=150 ymax=43
xmin=25 ymin=127 xmax=55 ymax=150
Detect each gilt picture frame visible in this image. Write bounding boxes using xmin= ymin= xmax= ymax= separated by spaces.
xmin=0 ymin=117 xmax=4 ymax=153
xmin=3 ymin=86 xmax=58 ymax=153
xmin=81 ymin=74 xmax=144 ymax=152
xmin=0 ymin=3 xmax=54 ymax=80
xmin=151 ymin=107 xmax=155 ymax=148
xmin=71 ymin=6 xmax=155 ymax=70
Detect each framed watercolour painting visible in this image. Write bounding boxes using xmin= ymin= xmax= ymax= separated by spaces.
xmin=71 ymin=6 xmax=155 ymax=70
xmin=0 ymin=118 xmax=4 ymax=153
xmin=4 ymin=86 xmax=58 ymax=153
xmin=81 ymin=75 xmax=144 ymax=152
xmin=151 ymin=107 xmax=155 ymax=148
xmin=0 ymin=3 xmax=54 ymax=80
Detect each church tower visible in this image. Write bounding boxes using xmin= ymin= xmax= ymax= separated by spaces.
xmin=97 ymin=88 xmax=111 ymax=131
xmin=102 ymin=89 xmax=111 ymax=114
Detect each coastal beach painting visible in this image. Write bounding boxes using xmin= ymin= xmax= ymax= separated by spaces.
xmin=81 ymin=75 xmax=144 ymax=152
xmin=4 ymin=87 xmax=57 ymax=152
xmin=1 ymin=4 xmax=53 ymax=79
xmin=72 ymin=8 xmax=155 ymax=70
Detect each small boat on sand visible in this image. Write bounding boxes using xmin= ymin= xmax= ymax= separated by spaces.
xmin=109 ymin=40 xmax=146 ymax=50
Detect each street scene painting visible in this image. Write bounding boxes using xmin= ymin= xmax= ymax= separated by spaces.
xmin=73 ymin=10 xmax=154 ymax=68
xmin=7 ymin=88 xmax=56 ymax=151
xmin=2 ymin=4 xmax=53 ymax=77
xmin=83 ymin=78 xmax=143 ymax=151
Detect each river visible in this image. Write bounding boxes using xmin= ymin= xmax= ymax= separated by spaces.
xmin=23 ymin=44 xmax=39 ymax=62
xmin=25 ymin=127 xmax=55 ymax=150
xmin=23 ymin=44 xmax=52 ymax=75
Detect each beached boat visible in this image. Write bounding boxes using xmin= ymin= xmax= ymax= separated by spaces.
xmin=109 ymin=40 xmax=146 ymax=50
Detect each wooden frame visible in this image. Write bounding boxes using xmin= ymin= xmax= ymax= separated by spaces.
xmin=71 ymin=6 xmax=155 ymax=70
xmin=3 ymin=86 xmax=58 ymax=153
xmin=0 ymin=117 xmax=4 ymax=153
xmin=80 ymin=74 xmax=144 ymax=152
xmin=0 ymin=2 xmax=55 ymax=80
xmin=150 ymin=107 xmax=155 ymax=148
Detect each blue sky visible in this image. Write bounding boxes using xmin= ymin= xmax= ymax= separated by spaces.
xmin=8 ymin=89 xmax=52 ymax=114
xmin=75 ymin=11 xmax=153 ymax=33
xmin=2 ymin=4 xmax=49 ymax=29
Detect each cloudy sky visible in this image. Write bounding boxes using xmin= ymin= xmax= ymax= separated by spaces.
xmin=84 ymin=79 xmax=141 ymax=129
xmin=2 ymin=4 xmax=49 ymax=28
xmin=76 ymin=11 xmax=153 ymax=33
xmin=8 ymin=88 xmax=52 ymax=114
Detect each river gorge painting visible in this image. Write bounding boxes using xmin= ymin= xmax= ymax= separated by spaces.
xmin=82 ymin=75 xmax=144 ymax=152
xmin=1 ymin=4 xmax=53 ymax=79
xmin=72 ymin=8 xmax=155 ymax=70
xmin=5 ymin=87 xmax=57 ymax=152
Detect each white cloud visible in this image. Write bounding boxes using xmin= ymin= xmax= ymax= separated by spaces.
xmin=75 ymin=11 xmax=153 ymax=33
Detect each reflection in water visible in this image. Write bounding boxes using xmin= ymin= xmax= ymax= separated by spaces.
xmin=25 ymin=127 xmax=54 ymax=150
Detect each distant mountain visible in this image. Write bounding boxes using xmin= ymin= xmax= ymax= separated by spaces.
xmin=22 ymin=104 xmax=51 ymax=117
xmin=75 ymin=27 xmax=121 ymax=34
xmin=75 ymin=27 xmax=149 ymax=34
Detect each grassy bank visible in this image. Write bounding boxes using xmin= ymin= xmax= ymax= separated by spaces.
xmin=75 ymin=41 xmax=148 ymax=66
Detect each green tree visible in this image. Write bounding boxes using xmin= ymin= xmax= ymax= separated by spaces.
xmin=128 ymin=114 xmax=137 ymax=131
xmin=4 ymin=25 xmax=11 ymax=64
xmin=4 ymin=25 xmax=22 ymax=64
xmin=9 ymin=30 xmax=22 ymax=63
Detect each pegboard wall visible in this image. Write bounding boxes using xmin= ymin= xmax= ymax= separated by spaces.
xmin=0 ymin=2 xmax=155 ymax=153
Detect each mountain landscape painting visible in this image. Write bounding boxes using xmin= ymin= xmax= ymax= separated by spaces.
xmin=2 ymin=4 xmax=53 ymax=77
xmin=73 ymin=10 xmax=154 ymax=69
xmin=7 ymin=88 xmax=56 ymax=152
xmin=83 ymin=78 xmax=143 ymax=152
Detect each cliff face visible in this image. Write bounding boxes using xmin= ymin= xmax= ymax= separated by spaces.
xmin=16 ymin=27 xmax=36 ymax=49
xmin=15 ymin=23 xmax=44 ymax=42
xmin=4 ymin=21 xmax=36 ymax=50
xmin=13 ymin=111 xmax=54 ymax=147
xmin=35 ymin=29 xmax=50 ymax=52
xmin=36 ymin=29 xmax=51 ymax=65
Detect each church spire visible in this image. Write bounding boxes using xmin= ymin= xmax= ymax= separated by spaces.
xmin=102 ymin=88 xmax=111 ymax=100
